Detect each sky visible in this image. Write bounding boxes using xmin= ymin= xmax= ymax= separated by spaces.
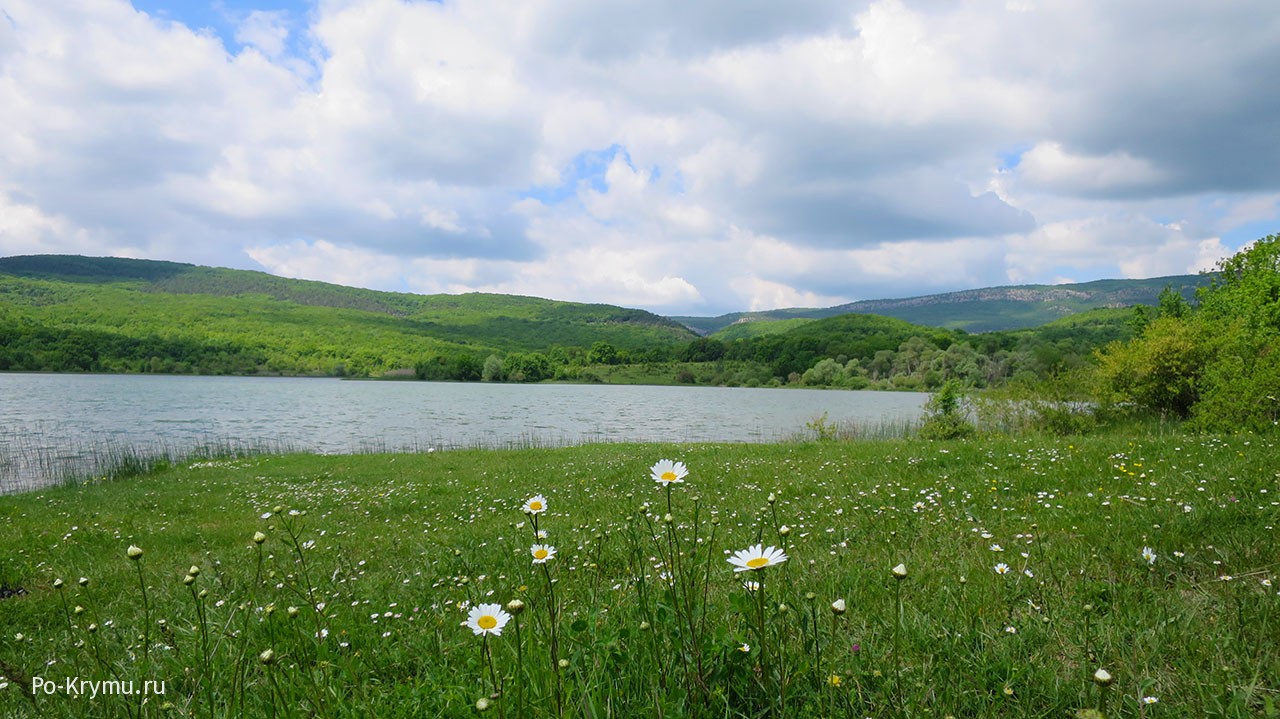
xmin=1 ymin=1 xmax=1278 ymax=317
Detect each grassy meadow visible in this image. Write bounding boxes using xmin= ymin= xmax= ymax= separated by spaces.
xmin=0 ymin=436 xmax=1276 ymax=718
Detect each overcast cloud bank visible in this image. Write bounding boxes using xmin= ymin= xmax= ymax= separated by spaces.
xmin=1 ymin=0 xmax=1277 ymax=314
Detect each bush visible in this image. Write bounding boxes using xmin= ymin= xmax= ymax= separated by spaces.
xmin=917 ymin=380 xmax=976 ymax=440
xmin=1093 ymin=316 xmax=1209 ymax=419
xmin=1190 ymin=323 xmax=1280 ymax=432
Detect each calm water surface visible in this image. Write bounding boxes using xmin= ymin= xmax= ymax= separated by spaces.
xmin=0 ymin=373 xmax=926 ymax=492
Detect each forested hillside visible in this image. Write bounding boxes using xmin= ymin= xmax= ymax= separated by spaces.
xmin=0 ymin=255 xmax=695 ymax=377
xmin=0 ymin=254 xmax=1154 ymax=389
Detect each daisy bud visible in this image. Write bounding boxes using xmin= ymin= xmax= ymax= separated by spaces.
xmin=831 ymin=599 xmax=847 ymax=615
xmin=805 ymin=592 xmax=816 ymax=600
xmin=505 ymin=599 xmax=525 ymax=616
xmin=188 ymin=565 xmax=201 ymax=577
xmin=74 ymin=605 xmax=85 ymax=615
xmin=475 ymin=697 xmax=491 ymax=712
xmin=126 ymin=545 xmax=144 ymax=560
xmin=287 ymin=606 xmax=299 ymax=619
xmin=1092 ymin=668 xmax=1113 ymax=686
xmin=272 ymin=506 xmax=283 ymax=515
xmin=779 ymin=525 xmax=791 ymax=536
xmin=183 ymin=574 xmax=196 ymax=586
xmin=78 ymin=577 xmax=90 ymax=587
xmin=259 ymin=648 xmax=275 ymax=665
xmin=639 ymin=621 xmax=651 ymax=631
xmin=53 ymin=578 xmax=64 ymax=590
xmin=198 ymin=589 xmax=208 ymax=599
xmin=87 ymin=623 xmax=98 ymax=634
xmin=767 ymin=493 xmax=777 ymax=504
xmin=558 ymin=659 xmax=570 ymax=669
xmin=253 ymin=532 xmax=267 ymax=544
xmin=663 ymin=513 xmax=674 ymax=524
xmin=892 ymin=563 xmax=908 ymax=579
xmin=777 ymin=603 xmax=789 ymax=614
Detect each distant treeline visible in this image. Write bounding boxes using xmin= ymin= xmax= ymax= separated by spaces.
xmin=407 ymin=309 xmax=1133 ymax=390
xmin=0 ymin=320 xmax=269 ymax=375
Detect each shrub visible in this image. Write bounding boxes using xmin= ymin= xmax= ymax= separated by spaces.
xmin=917 ymin=379 xmax=976 ymax=439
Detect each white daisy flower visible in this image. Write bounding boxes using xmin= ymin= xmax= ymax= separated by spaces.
xmin=466 ymin=603 xmax=511 ymax=637
xmin=994 ymin=563 xmax=1010 ymax=575
xmin=727 ymin=544 xmax=788 ymax=572
xmin=1142 ymin=546 xmax=1156 ymax=565
xmin=523 ymin=495 xmax=547 ymax=515
xmin=651 ymin=459 xmax=689 ymax=485
xmin=531 ymin=544 xmax=557 ymax=564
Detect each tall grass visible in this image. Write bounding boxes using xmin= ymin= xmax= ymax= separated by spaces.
xmin=0 ymin=436 xmax=1275 ymax=717
xmin=0 ymin=428 xmax=294 ymax=495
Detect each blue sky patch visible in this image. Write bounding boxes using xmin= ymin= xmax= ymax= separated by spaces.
xmin=519 ymin=144 xmax=629 ymax=206
xmin=130 ymin=0 xmax=309 ymax=56
xmin=996 ymin=143 xmax=1032 ymax=171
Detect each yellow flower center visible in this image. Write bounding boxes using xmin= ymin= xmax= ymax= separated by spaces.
xmin=746 ymin=557 xmax=769 ymax=569
xmin=478 ymin=615 xmax=497 ymax=630
xmin=529 ymin=501 xmax=542 ymax=511
xmin=534 ymin=549 xmax=548 ymax=559
xmin=661 ymin=472 xmax=678 ymax=481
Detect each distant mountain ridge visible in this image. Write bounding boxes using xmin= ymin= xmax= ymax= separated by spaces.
xmin=675 ymin=275 xmax=1211 ymax=335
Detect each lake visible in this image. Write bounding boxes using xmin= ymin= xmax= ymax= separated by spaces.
xmin=0 ymin=373 xmax=927 ymax=493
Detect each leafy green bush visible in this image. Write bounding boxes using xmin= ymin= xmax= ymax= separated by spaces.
xmin=917 ymin=379 xmax=976 ymax=439
xmin=1092 ymin=234 xmax=1280 ymax=432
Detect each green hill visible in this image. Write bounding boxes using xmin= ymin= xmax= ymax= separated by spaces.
xmin=676 ymin=275 xmax=1211 ymax=334
xmin=0 ymin=255 xmax=696 ymax=377
xmin=709 ymin=317 xmax=815 ymax=341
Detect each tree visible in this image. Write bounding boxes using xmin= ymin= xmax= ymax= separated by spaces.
xmin=1156 ymin=285 xmax=1191 ymax=320
xmin=482 ymin=354 xmax=504 ymax=382
xmin=801 ymin=358 xmax=843 ymax=386
xmin=504 ymin=352 xmax=552 ymax=383
xmin=588 ymin=341 xmax=620 ymax=365
xmin=680 ymin=337 xmax=725 ymax=363
xmin=1199 ymin=233 xmax=1280 ymax=331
